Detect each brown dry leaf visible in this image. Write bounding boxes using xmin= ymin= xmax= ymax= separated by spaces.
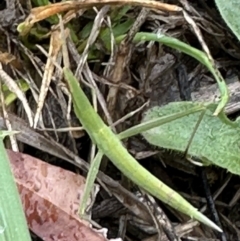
xmin=7 ymin=149 xmax=109 ymax=241
xmin=0 ymin=52 xmax=23 ymax=70
xmin=20 ymin=0 xmax=181 ymax=36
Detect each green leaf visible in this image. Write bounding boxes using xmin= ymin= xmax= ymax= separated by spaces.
xmin=100 ymin=19 xmax=134 ymax=51
xmin=0 ymin=140 xmax=31 ymax=240
xmin=2 ymin=80 xmax=29 ymax=106
xmin=141 ymin=102 xmax=240 ymax=175
xmin=215 ymin=0 xmax=240 ymax=40
xmin=110 ymin=6 xmax=132 ymax=21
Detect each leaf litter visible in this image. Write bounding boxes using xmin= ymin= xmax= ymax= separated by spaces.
xmin=1 ymin=0 xmax=240 ymax=240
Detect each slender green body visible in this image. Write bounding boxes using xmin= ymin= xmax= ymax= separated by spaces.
xmin=64 ymin=67 xmax=221 ymax=232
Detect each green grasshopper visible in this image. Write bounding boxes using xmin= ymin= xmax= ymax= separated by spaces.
xmin=16 ymin=0 xmax=238 ymax=234
xmin=61 ymin=26 xmax=235 ymax=232
xmin=64 ymin=68 xmax=223 ymax=232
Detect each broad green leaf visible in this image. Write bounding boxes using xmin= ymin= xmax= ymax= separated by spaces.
xmin=141 ymin=102 xmax=240 ymax=175
xmin=215 ymin=0 xmax=240 ymax=40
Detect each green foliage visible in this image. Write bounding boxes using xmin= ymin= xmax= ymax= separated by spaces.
xmin=0 ymin=81 xmax=30 ymax=240
xmin=142 ymin=102 xmax=240 ymax=175
xmin=0 ymin=136 xmax=31 ymax=241
xmin=1 ymin=80 xmax=29 ymax=106
xmin=100 ymin=19 xmax=135 ymax=51
xmin=215 ymin=0 xmax=240 ymax=40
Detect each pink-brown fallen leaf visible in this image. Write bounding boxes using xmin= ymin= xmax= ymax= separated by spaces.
xmin=7 ymin=149 xmax=109 ymax=241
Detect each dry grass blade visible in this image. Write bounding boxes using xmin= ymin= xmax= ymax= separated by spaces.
xmin=139 ymin=191 xmax=179 ymax=241
xmin=180 ymin=0 xmax=228 ymax=114
xmin=111 ymin=101 xmax=149 ymax=128
xmin=0 ymin=63 xmax=33 ymax=127
xmin=106 ymin=8 xmax=149 ymax=119
xmin=18 ymin=0 xmax=182 ymax=36
xmin=33 ymin=30 xmax=64 ymax=128
xmin=181 ymin=6 xmax=217 ymax=72
xmin=0 ymin=83 xmax=19 ymax=151
xmin=75 ymin=6 xmax=110 ymax=75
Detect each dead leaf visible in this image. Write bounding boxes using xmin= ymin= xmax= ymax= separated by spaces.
xmin=7 ymin=149 xmax=109 ymax=241
xmin=0 ymin=52 xmax=23 ymax=70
